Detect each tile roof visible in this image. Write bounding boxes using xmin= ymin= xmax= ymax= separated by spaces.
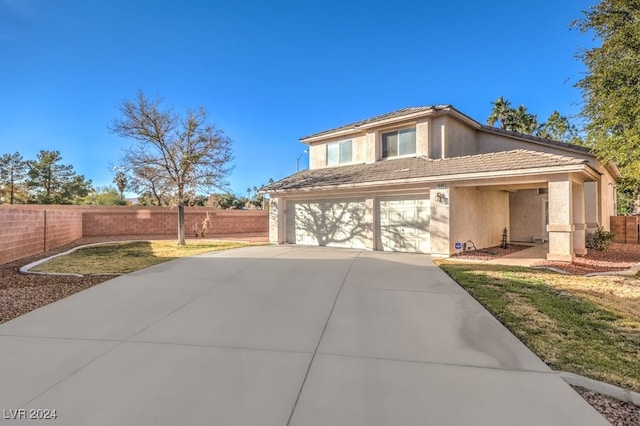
xmin=262 ymin=150 xmax=590 ymax=193
xmin=299 ymin=105 xmax=593 ymax=156
xmin=300 ymin=106 xmax=451 ymax=140
xmin=479 ymin=125 xmax=593 ymax=154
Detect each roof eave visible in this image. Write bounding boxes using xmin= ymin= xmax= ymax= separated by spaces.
xmin=300 ymin=107 xmax=445 ymax=143
xmin=479 ymin=126 xmax=594 ymax=157
xmin=263 ymin=164 xmax=596 ymax=195
xmin=603 ymin=160 xmax=622 ymax=180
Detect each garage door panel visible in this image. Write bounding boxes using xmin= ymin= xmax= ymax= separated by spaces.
xmin=287 ymin=199 xmax=369 ymax=249
xmin=379 ymin=197 xmax=430 ymax=253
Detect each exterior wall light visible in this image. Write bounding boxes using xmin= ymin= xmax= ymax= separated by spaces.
xmin=435 ymin=192 xmax=443 ymax=203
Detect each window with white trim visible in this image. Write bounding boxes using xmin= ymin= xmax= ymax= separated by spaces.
xmin=327 ymin=139 xmax=353 ymax=165
xmin=382 ymin=128 xmax=416 ymax=158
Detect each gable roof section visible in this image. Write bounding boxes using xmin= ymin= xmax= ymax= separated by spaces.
xmin=300 ymin=105 xmax=451 ymax=141
xmin=300 ymin=105 xmax=595 ymax=158
xmin=262 ymin=150 xmax=593 ymax=193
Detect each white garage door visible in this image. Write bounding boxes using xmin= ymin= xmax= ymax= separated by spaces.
xmin=286 ymin=199 xmax=369 ymax=249
xmin=379 ymin=197 xmax=430 ymax=253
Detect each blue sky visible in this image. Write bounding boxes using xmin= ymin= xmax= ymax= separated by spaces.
xmin=0 ymin=0 xmax=597 ymax=197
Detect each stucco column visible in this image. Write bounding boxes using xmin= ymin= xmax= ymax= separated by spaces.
xmin=546 ymin=179 xmax=575 ymax=262
xmin=429 ymin=186 xmax=450 ymax=257
xmin=572 ymin=181 xmax=587 ymax=256
xmin=584 ymin=181 xmax=599 ymax=236
xmin=268 ymin=197 xmax=283 ymax=244
xmin=365 ymin=197 xmax=375 ymax=250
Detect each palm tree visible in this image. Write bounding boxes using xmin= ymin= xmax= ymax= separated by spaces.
xmin=508 ymin=105 xmax=537 ymax=134
xmin=487 ymin=97 xmax=537 ymax=135
xmin=487 ymin=96 xmax=512 ymax=129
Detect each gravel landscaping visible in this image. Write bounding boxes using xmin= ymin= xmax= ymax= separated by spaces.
xmin=451 ymin=242 xmax=640 ymax=275
xmin=449 ymin=244 xmax=532 ymax=261
xmin=574 ymin=386 xmax=640 ymax=426
xmin=534 ymin=242 xmax=640 ymax=275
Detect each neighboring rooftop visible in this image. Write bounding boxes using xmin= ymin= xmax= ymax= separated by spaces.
xmin=262 ymin=149 xmax=591 ymax=193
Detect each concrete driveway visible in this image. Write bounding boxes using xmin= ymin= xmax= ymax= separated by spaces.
xmin=0 ymin=245 xmax=607 ymax=425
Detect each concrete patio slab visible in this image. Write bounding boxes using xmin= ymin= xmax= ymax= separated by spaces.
xmin=484 ymin=243 xmax=549 ymax=267
xmin=0 ymin=245 xmax=608 ymax=425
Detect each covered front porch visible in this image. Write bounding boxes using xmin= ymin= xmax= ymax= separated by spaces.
xmin=447 ymin=169 xmax=603 ymax=262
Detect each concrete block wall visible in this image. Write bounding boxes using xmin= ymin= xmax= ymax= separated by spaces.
xmin=0 ymin=208 xmax=45 ymax=265
xmin=207 ymin=210 xmax=268 ymax=234
xmin=610 ymin=216 xmax=639 ymax=244
xmin=81 ymin=207 xmax=268 ymax=236
xmin=0 ymin=206 xmax=83 ymax=265
xmin=82 ymin=207 xmax=172 ymax=236
xmin=1 ymin=205 xmax=268 ymax=265
xmin=44 ymin=208 xmax=84 ymax=250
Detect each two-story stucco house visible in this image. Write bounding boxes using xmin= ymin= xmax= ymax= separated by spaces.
xmin=262 ymin=105 xmax=620 ymax=261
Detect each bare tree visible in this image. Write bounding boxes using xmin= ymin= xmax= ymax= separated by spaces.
xmin=111 ymin=91 xmax=233 ymax=244
xmin=128 ymin=164 xmax=172 ymax=206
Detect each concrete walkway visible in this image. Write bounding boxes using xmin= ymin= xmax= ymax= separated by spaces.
xmin=0 ymin=245 xmax=607 ymax=425
xmin=484 ymin=243 xmax=549 ymax=267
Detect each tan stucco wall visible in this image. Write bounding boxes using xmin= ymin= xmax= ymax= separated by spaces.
xmin=308 ymin=134 xmax=367 ymax=169
xmin=416 ymin=119 xmax=429 ymax=157
xmin=430 ymin=117 xmax=445 ymax=159
xmin=269 ymin=197 xmax=281 ymax=244
xmin=584 ymin=181 xmax=599 ymax=233
xmin=365 ymin=131 xmax=376 ymax=163
xmin=352 ymin=134 xmax=367 ymax=164
xmin=509 ymin=189 xmax=546 ymax=242
xmin=309 ymin=143 xmax=324 ymax=169
xmin=444 ymin=117 xmax=478 ymax=158
xmin=598 ymin=164 xmax=617 ymax=228
xmin=547 ymin=179 xmax=575 ymax=262
xmin=449 ymin=187 xmax=509 ymax=253
xmin=429 ymin=186 xmax=450 ymax=257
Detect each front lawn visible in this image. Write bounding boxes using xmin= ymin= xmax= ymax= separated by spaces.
xmin=29 ymin=240 xmax=252 ymax=275
xmin=438 ymin=262 xmax=640 ymax=392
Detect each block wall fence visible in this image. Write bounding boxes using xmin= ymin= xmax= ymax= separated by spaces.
xmin=0 ymin=205 xmax=268 ymax=265
xmin=610 ymin=216 xmax=639 ymax=244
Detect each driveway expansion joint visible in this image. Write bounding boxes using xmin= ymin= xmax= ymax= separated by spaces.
xmin=285 ymin=250 xmax=363 ymax=426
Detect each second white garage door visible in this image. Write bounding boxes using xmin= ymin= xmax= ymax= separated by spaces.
xmin=379 ymin=197 xmax=430 ymax=253
xmin=286 ymin=199 xmax=370 ymax=249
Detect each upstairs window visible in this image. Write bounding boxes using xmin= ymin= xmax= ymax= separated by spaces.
xmin=327 ymin=139 xmax=353 ymax=165
xmin=382 ymin=128 xmax=416 ymax=158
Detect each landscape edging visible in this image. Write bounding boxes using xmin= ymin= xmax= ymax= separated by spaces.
xmin=559 ymin=371 xmax=640 ymax=406
xmin=19 ymin=241 xmax=140 ymax=277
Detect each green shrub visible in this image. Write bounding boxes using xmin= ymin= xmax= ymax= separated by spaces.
xmin=585 ymin=225 xmax=615 ymax=251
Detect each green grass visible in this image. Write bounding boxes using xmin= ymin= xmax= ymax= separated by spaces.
xmin=438 ymin=262 xmax=640 ymax=392
xmin=30 ymin=240 xmax=254 ymax=275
